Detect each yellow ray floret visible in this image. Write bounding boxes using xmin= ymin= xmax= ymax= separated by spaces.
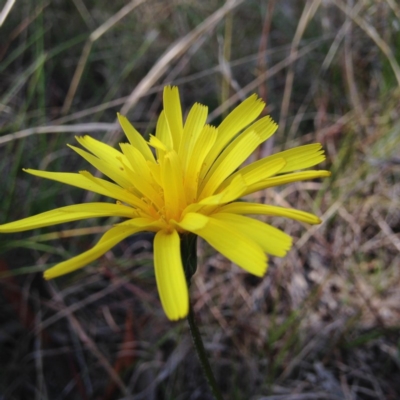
xmin=0 ymin=203 xmax=136 ymax=233
xmin=0 ymin=85 xmax=330 ymax=320
xmin=154 ymin=229 xmax=188 ymax=320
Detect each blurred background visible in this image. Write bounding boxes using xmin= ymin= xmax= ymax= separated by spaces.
xmin=1 ymin=0 xmax=400 ymax=399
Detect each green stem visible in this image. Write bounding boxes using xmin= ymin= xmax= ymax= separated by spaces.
xmin=187 ymin=304 xmax=224 ymax=400
xmin=181 ymin=234 xmax=224 ymax=400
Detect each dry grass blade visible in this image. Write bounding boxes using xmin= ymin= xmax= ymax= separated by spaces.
xmin=108 ymin=0 xmax=245 ymax=143
xmin=0 ymin=123 xmax=118 ymax=146
xmin=46 ymin=282 xmax=131 ymax=396
xmin=385 ymin=0 xmax=400 ymax=18
xmin=61 ymin=0 xmax=147 ymax=115
xmin=335 ymin=0 xmax=400 ymax=87
xmin=278 ymin=0 xmax=322 ymax=136
xmin=372 ymin=209 xmax=400 ymax=252
xmin=0 ymin=0 xmax=15 ymax=27
xmin=36 ymin=281 xmax=126 ymax=333
xmin=208 ymin=38 xmax=323 ymax=122
xmin=343 ymin=3 xmax=367 ymax=129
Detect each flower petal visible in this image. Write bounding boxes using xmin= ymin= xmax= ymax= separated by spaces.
xmin=218 ymin=157 xmax=286 ymax=192
xmin=201 ymin=116 xmax=278 ymax=186
xmin=43 ymin=219 xmax=154 ymax=279
xmin=179 ymin=103 xmax=208 ymax=168
xmin=161 ymin=151 xmax=186 ymax=220
xmin=75 ymin=135 xmax=125 ymax=165
xmin=148 ymin=134 xmax=167 ymax=152
xmin=119 ymin=143 xmax=153 ymax=182
xmin=68 ymin=145 xmax=133 ymax=189
xmin=212 ymin=213 xmax=292 ymax=257
xmin=241 ymin=157 xmax=286 ymax=184
xmin=24 ymin=169 xmax=147 ymax=210
xmin=250 ymin=115 xmax=278 ymax=141
xmin=246 ymin=143 xmax=326 ymax=175
xmin=244 ymin=170 xmax=331 ymax=196
xmin=155 ymin=110 xmax=173 ymax=151
xmin=199 ymin=129 xmax=262 ymax=199
xmin=178 ymin=213 xmax=267 ymax=276
xmin=117 ymin=156 xmax=164 ymax=209
xmin=163 ymin=86 xmax=183 ymax=150
xmin=184 ymin=124 xmax=217 ymax=202
xmin=218 ymin=202 xmax=321 ymax=224
xmin=182 ymin=174 xmax=247 ymax=216
xmin=199 ymin=110 xmax=274 ymax=185
xmin=118 ymin=113 xmax=155 ymax=162
xmin=199 ymin=174 xmax=247 ymax=206
xmin=205 ymin=94 xmax=265 ymax=165
xmin=154 ymin=229 xmax=189 ymax=320
xmin=0 ymin=203 xmax=136 ymax=233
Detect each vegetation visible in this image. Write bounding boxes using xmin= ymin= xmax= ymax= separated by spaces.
xmin=1 ymin=0 xmax=399 ymax=399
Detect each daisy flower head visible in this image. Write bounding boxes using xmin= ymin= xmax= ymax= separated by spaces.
xmin=0 ymin=86 xmax=330 ymax=320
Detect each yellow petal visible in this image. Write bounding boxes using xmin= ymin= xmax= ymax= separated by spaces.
xmin=179 ymin=103 xmax=208 ymax=168
xmin=219 ymin=158 xmax=286 ymax=191
xmin=253 ymin=115 xmax=278 ymax=141
xmin=253 ymin=143 xmax=326 ymax=174
xmin=199 ymin=129 xmax=262 ymax=199
xmin=117 ymin=113 xmax=155 ymax=162
xmin=78 ymin=170 xmax=146 ymax=209
xmin=148 ymin=134 xmax=167 ymax=152
xmin=218 ymin=202 xmax=322 ymax=224
xmin=0 ymin=203 xmax=135 ymax=233
xmin=75 ymin=135 xmax=125 ymax=164
xmin=154 ymin=229 xmax=189 ymax=320
xmin=161 ymin=151 xmax=186 ymax=220
xmin=205 ymin=94 xmax=265 ymax=166
xmin=212 ymin=213 xmax=292 ymax=257
xmin=178 ymin=213 xmax=267 ymax=276
xmin=68 ymin=145 xmax=133 ymax=189
xmin=117 ymin=157 xmax=164 ymax=210
xmin=163 ymin=86 xmax=183 ymax=150
xmin=184 ymin=124 xmax=217 ymax=202
xmin=182 ymin=174 xmax=247 ymax=217
xmin=175 ymin=212 xmax=208 ymax=231
xmin=119 ymin=143 xmax=162 ymax=203
xmin=244 ymin=170 xmax=331 ymax=196
xmin=199 ymin=174 xmax=247 ymax=206
xmin=43 ymin=219 xmax=151 ymax=279
xmin=147 ymin=160 xmax=162 ymax=186
xmin=200 ymin=115 xmax=278 ymax=184
xmin=119 ymin=143 xmax=153 ymax=181
xmin=24 ymin=169 xmax=147 ymax=210
xmin=155 ymin=110 xmax=173 ymax=151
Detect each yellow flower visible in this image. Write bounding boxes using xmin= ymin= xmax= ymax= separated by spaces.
xmin=0 ymin=86 xmax=330 ymax=320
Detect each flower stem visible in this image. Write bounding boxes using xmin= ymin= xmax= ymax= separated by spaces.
xmin=187 ymin=304 xmax=224 ymax=400
xmin=181 ymin=234 xmax=224 ymax=400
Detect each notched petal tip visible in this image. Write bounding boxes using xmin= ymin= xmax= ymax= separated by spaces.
xmin=43 ymin=270 xmax=53 ymax=280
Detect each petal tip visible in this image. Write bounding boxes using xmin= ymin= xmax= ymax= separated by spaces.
xmin=43 ymin=270 xmax=53 ymax=280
